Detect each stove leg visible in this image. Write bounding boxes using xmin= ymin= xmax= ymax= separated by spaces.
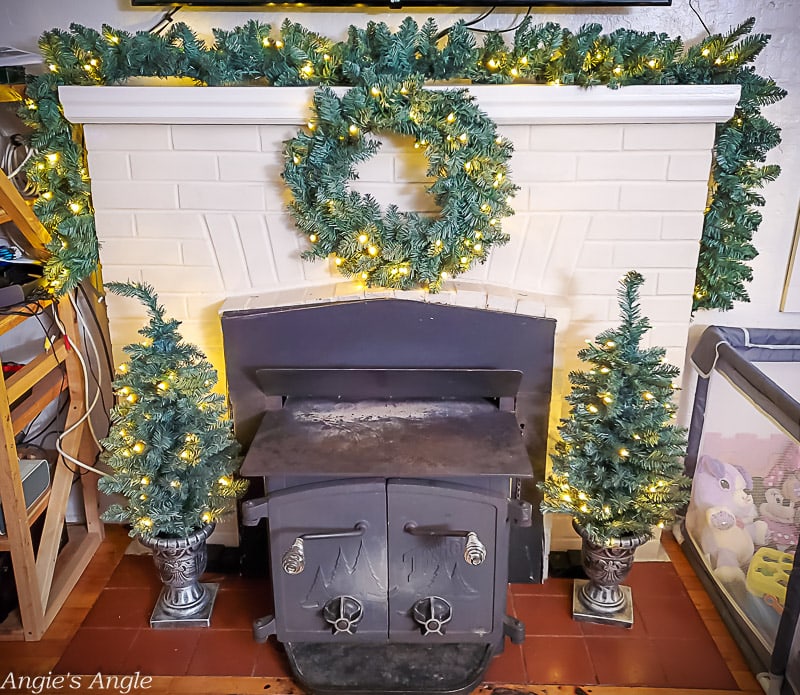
xmin=253 ymin=614 xmax=276 ymax=643
xmin=503 ymin=614 xmax=525 ymax=644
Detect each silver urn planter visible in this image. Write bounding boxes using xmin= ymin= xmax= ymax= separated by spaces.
xmin=139 ymin=522 xmax=219 ymax=628
xmin=572 ymin=519 xmax=650 ymax=628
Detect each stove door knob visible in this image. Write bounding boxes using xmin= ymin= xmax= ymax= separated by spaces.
xmin=464 ymin=531 xmax=486 ymax=566
xmin=281 ymin=538 xmax=305 ymax=574
xmin=412 ymin=596 xmax=452 ymax=636
xmin=323 ymin=596 xmax=364 ymax=635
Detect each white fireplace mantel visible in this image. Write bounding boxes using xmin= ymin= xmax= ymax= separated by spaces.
xmin=60 ymin=84 xmax=740 ymax=126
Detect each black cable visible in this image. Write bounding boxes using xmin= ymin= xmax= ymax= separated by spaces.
xmin=18 ymin=369 xmax=68 ymax=445
xmin=468 ymin=7 xmax=532 ymax=35
xmin=149 ymin=6 xmax=182 ymax=35
xmin=688 ymin=0 xmax=711 ymax=37
xmin=436 ymin=7 xmax=497 ymax=40
xmin=11 ymin=301 xmax=66 ymax=446
xmin=0 ymin=299 xmax=47 ymax=319
xmin=30 ymin=305 xmax=52 ymax=345
xmin=462 ymin=6 xmax=497 ymax=29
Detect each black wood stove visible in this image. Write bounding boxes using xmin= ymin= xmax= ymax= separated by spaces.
xmin=222 ymin=299 xmax=555 ymax=695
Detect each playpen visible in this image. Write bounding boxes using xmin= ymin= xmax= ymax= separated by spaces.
xmin=684 ymin=326 xmax=800 ymax=694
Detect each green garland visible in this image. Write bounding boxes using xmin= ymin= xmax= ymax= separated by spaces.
xmin=284 ymin=78 xmax=516 ymax=290
xmin=19 ymin=16 xmax=784 ymax=309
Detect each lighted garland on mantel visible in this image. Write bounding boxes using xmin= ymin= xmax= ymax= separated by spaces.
xmin=20 ymin=16 xmax=784 ymax=309
xmin=284 ymin=78 xmax=516 ymax=291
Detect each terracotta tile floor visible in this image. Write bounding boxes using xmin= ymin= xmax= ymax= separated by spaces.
xmin=51 ymin=554 xmax=739 ymax=689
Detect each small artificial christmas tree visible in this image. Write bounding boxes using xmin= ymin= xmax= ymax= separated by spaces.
xmin=540 ymin=271 xmax=691 ymax=546
xmin=98 ymin=282 xmax=247 ymax=540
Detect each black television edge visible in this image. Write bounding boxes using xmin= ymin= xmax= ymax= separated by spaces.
xmin=132 ymin=0 xmax=671 ymax=7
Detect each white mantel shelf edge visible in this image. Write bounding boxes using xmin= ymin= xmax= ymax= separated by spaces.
xmin=59 ymin=84 xmax=741 ymax=126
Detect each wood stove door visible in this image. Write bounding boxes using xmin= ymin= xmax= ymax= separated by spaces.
xmin=268 ymin=479 xmax=388 ymax=642
xmin=387 ymin=480 xmax=500 ymax=642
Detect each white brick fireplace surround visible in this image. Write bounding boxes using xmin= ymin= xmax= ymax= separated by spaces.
xmin=60 ymin=83 xmax=738 ymax=499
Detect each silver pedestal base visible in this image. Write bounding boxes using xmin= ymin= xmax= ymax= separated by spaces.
xmin=572 ymin=579 xmax=634 ymax=628
xmin=150 ymin=582 xmax=219 ymax=629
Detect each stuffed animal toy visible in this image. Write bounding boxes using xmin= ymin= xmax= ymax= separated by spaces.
xmin=759 ymin=446 xmax=800 ymax=550
xmin=783 ymin=471 xmax=800 ymax=509
xmin=759 ymin=488 xmax=797 ymax=551
xmin=686 ymin=455 xmax=768 ymax=583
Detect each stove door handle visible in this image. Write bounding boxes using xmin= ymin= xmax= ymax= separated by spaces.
xmin=281 ymin=522 xmax=368 ymax=575
xmin=403 ymin=523 xmax=487 ymax=566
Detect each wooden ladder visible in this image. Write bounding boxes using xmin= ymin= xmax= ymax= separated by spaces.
xmin=0 ymin=168 xmax=103 ymax=641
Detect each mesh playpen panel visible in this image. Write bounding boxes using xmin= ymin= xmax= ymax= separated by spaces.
xmin=686 ymin=327 xmax=800 ymax=695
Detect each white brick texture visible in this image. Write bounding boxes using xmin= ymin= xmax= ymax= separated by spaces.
xmin=530 ymin=183 xmax=620 ymax=211
xmin=144 ymin=266 xmax=224 ymax=294
xmin=577 ymin=153 xmax=668 ymax=181
xmin=178 ymin=183 xmax=266 ymax=211
xmin=668 ymin=152 xmax=713 ymax=180
xmin=619 ymin=183 xmax=709 ymax=211
xmin=87 ymin=151 xmax=130 ymax=180
xmin=657 ymin=269 xmax=698 ymax=295
xmin=623 ymin=123 xmax=717 ymax=150
xmin=205 ymin=214 xmax=253 ymax=293
xmin=513 ymin=153 xmax=577 ymax=182
xmin=93 ymin=211 xmax=135 ymax=237
xmin=172 ymin=124 xmax=260 ymax=151
xmin=130 ymin=152 xmax=218 ymax=181
xmin=136 ymin=212 xmax=206 ymax=238
xmin=81 ymin=87 xmax=728 ymax=444
xmin=91 ymin=181 xmax=178 ymax=210
xmin=529 ymin=124 xmax=623 ymax=151
xmin=236 ymin=214 xmax=280 ymax=288
xmin=393 ymin=152 xmax=433 ymax=183
xmin=84 ymin=124 xmax=171 ymax=151
xmin=587 ymin=213 xmax=661 ymax=240
xmin=662 ymin=212 xmax=706 ymax=239
xmin=100 ymin=238 xmax=182 ymax=266
xmin=259 ymin=125 xmax=307 ymax=152
xmin=218 ymin=153 xmax=281 ymax=182
xmin=613 ymin=240 xmax=700 ymax=269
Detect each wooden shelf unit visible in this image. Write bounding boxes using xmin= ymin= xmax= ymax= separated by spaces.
xmin=0 ymin=171 xmax=103 ymax=641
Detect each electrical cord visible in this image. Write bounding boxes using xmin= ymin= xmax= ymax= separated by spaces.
xmin=436 ymin=7 xmax=497 ymax=40
xmin=81 ymin=321 xmax=107 ymax=415
xmin=4 ymin=147 xmax=33 ymax=189
xmin=65 ymin=292 xmax=105 ymax=452
xmin=688 ymin=0 xmax=711 ymax=37
xmin=0 ymin=297 xmax=69 ymax=462
xmin=0 ymin=299 xmax=47 ymax=319
xmin=78 ymin=282 xmax=114 ymax=388
xmin=467 ymin=7 xmax=533 ymax=35
xmin=50 ymin=293 xmax=106 ymax=477
xmin=149 ymin=6 xmax=182 ymax=35
xmin=1 ymin=134 xmax=35 ymax=197
xmin=18 ymin=372 xmax=68 ymax=445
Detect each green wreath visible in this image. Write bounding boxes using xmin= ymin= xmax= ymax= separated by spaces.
xmin=283 ymin=77 xmax=518 ymax=292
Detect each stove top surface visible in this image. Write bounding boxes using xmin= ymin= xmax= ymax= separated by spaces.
xmin=241 ymin=397 xmax=532 ymax=478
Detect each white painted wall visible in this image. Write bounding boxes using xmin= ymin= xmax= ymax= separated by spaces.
xmin=1 ymin=0 xmax=798 ymax=330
